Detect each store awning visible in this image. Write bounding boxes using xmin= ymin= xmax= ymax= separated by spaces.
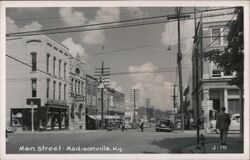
xmin=87 ymin=115 xmax=121 ymax=120
xmin=87 ymin=115 xmax=101 ymax=120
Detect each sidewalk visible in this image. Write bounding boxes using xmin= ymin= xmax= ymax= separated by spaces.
xmin=14 ymin=129 xmax=102 ymax=134
xmin=182 ymin=141 xmax=243 ymax=153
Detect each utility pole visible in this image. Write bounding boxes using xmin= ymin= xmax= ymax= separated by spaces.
xmin=172 ymin=85 xmax=178 ymax=127
xmin=193 ymin=7 xmax=200 ymax=144
xmin=94 ymin=61 xmax=110 ymax=130
xmin=31 ymin=101 xmax=34 ymax=133
xmin=131 ymin=89 xmax=139 ymax=125
xmin=168 ymin=7 xmax=190 ymax=131
xmin=146 ymin=98 xmax=150 ymax=126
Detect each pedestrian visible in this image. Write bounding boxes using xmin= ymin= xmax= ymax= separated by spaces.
xmin=6 ymin=129 xmax=9 ymax=143
xmin=216 ymin=107 xmax=231 ymax=147
xmin=140 ymin=122 xmax=144 ymax=132
xmin=121 ymin=124 xmax=125 ymax=132
xmin=190 ymin=117 xmax=194 ymax=130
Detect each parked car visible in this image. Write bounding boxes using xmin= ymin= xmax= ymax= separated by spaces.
xmin=155 ymin=120 xmax=174 ymax=132
xmin=124 ymin=123 xmax=133 ymax=129
xmin=210 ymin=113 xmax=240 ymax=133
xmin=6 ymin=126 xmax=16 ymax=133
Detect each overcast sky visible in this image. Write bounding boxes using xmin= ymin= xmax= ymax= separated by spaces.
xmin=6 ymin=7 xmax=199 ymax=111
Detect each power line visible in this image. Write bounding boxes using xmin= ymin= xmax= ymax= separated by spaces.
xmin=202 ymin=12 xmax=237 ymax=51
xmin=6 ymin=53 xmax=190 ymax=84
xmin=6 ymin=11 xmax=235 ymax=37
xmin=6 ymin=54 xmax=70 ymax=84
xmin=8 ymin=7 xmax=234 ymax=22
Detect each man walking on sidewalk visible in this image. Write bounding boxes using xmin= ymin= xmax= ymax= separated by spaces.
xmin=216 ymin=107 xmax=231 ymax=147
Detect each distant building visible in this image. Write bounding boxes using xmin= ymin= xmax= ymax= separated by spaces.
xmin=6 ymin=35 xmax=70 ymax=131
xmin=85 ymin=74 xmax=99 ymax=130
xmin=192 ymin=9 xmax=240 ymax=131
xmin=106 ymin=88 xmax=125 ymax=126
xmin=184 ymin=74 xmax=194 ymax=129
xmin=68 ymin=53 xmax=86 ymax=130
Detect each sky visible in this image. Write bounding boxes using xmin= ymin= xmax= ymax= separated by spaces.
xmin=6 ymin=7 xmax=198 ymax=111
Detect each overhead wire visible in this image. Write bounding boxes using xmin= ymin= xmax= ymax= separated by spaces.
xmin=6 ymin=10 xmax=236 ymax=37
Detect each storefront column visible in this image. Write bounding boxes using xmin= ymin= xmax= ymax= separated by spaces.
xmin=203 ymin=89 xmax=210 ymax=132
xmin=59 ymin=110 xmax=61 ymax=129
xmin=224 ymin=89 xmax=228 ymax=113
xmin=51 ymin=109 xmax=54 ymax=130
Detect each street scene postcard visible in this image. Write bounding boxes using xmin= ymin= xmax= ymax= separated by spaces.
xmin=0 ymin=1 xmax=249 ymax=160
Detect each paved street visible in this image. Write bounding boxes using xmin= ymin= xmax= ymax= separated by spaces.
xmin=6 ymin=128 xmax=242 ymax=154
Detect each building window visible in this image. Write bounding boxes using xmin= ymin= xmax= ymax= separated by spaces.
xmin=31 ymin=52 xmax=37 ymax=71
xmin=53 ymin=81 xmax=56 ymax=99
xmin=59 ymin=82 xmax=61 ymax=100
xmin=75 ymin=68 xmax=80 ymax=76
xmin=64 ymin=84 xmax=67 ymax=101
xmin=212 ymin=28 xmax=221 ymax=46
xmin=75 ymin=80 xmax=77 ymax=94
xmin=78 ymin=81 xmax=80 ymax=94
xmin=71 ymin=78 xmax=74 ymax=93
xmin=31 ymin=79 xmax=37 ymax=97
xmin=64 ymin=63 xmax=67 ymax=79
xmin=53 ymin=57 xmax=56 ymax=76
xmin=211 ymin=62 xmax=221 ymax=77
xmin=59 ymin=59 xmax=62 ymax=77
xmin=47 ymin=79 xmax=50 ymax=98
xmin=228 ymin=89 xmax=239 ymax=96
xmin=228 ymin=99 xmax=240 ymax=114
xmin=81 ymin=82 xmax=84 ymax=95
xmin=46 ymin=54 xmax=50 ymax=73
xmin=222 ymin=29 xmax=229 ymax=45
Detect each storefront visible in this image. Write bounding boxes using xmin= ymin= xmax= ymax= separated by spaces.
xmin=45 ymin=100 xmax=69 ymax=130
xmin=85 ymin=106 xmax=98 ymax=130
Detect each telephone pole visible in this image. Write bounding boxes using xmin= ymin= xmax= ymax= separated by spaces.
xmin=146 ymin=98 xmax=150 ymax=126
xmin=172 ymin=85 xmax=178 ymax=126
xmin=193 ymin=7 xmax=200 ymax=145
xmin=131 ymin=89 xmax=139 ymax=125
xmin=168 ymin=7 xmax=190 ymax=131
xmin=94 ymin=61 xmax=110 ymax=130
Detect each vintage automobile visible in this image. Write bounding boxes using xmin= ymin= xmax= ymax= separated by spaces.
xmin=210 ymin=113 xmax=240 ymax=133
xmin=6 ymin=126 xmax=16 ymax=133
xmin=155 ymin=120 xmax=174 ymax=132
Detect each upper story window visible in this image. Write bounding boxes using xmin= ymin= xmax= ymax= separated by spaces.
xmin=212 ymin=28 xmax=221 ymax=46
xmin=75 ymin=80 xmax=77 ymax=94
xmin=211 ymin=62 xmax=233 ymax=78
xmin=71 ymin=78 xmax=74 ymax=93
xmin=53 ymin=57 xmax=56 ymax=76
xmin=59 ymin=59 xmax=62 ymax=77
xmin=47 ymin=79 xmax=50 ymax=98
xmin=81 ymin=82 xmax=84 ymax=95
xmin=31 ymin=52 xmax=37 ymax=71
xmin=64 ymin=84 xmax=67 ymax=101
xmin=75 ymin=68 xmax=80 ymax=76
xmin=211 ymin=27 xmax=229 ymax=47
xmin=31 ymin=79 xmax=37 ymax=97
xmin=53 ymin=81 xmax=56 ymax=99
xmin=64 ymin=62 xmax=67 ymax=79
xmin=47 ymin=53 xmax=50 ymax=73
xmin=59 ymin=82 xmax=62 ymax=100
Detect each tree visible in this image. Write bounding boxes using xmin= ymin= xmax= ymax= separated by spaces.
xmin=204 ymin=7 xmax=244 ymax=140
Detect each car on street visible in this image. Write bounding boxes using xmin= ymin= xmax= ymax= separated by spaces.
xmin=155 ymin=120 xmax=174 ymax=132
xmin=6 ymin=126 xmax=16 ymax=133
xmin=210 ymin=113 xmax=240 ymax=133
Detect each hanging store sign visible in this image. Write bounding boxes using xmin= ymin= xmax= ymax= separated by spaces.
xmin=202 ymin=100 xmax=213 ymax=110
xmin=74 ymin=96 xmax=86 ymax=102
xmin=47 ymin=99 xmax=67 ymax=106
